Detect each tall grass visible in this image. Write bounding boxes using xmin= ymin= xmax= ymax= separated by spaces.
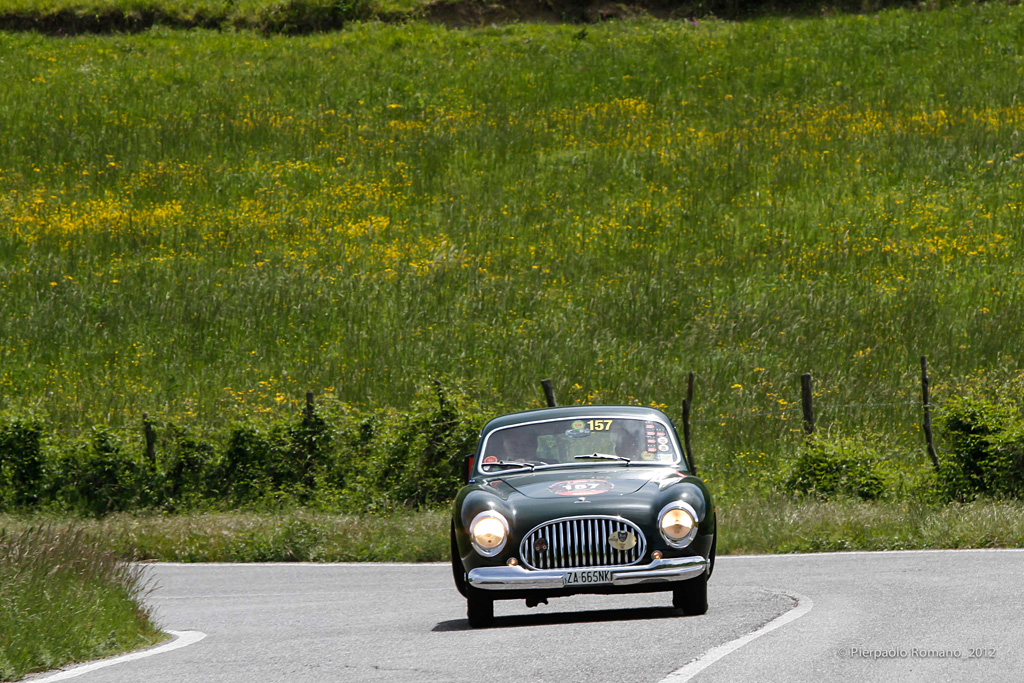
xmin=0 ymin=525 xmax=163 ymax=681
xmin=1 ymin=5 xmax=1023 ymax=489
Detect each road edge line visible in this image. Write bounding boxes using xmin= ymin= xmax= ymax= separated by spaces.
xmin=28 ymin=630 xmax=207 ymax=682
xmin=659 ymin=590 xmax=814 ymax=683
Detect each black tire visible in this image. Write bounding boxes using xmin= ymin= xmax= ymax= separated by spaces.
xmin=673 ymin=571 xmax=708 ymax=616
xmin=708 ymin=533 xmax=717 ymax=579
xmin=466 ymin=587 xmax=494 ymax=628
xmin=450 ymin=523 xmax=468 ymax=598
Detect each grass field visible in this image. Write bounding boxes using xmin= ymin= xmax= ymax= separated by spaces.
xmin=3 ymin=7 xmax=1023 ymax=679
xmin=2 ymin=4 xmax=1024 ymax=491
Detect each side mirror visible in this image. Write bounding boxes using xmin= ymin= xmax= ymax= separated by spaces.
xmin=463 ymin=454 xmax=476 ymax=483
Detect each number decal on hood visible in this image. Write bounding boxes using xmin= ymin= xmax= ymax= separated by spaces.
xmin=547 ymin=479 xmax=614 ymax=496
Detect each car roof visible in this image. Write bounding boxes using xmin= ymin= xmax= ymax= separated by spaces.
xmin=479 ymin=405 xmax=676 ymax=436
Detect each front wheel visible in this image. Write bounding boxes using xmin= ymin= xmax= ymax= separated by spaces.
xmin=673 ymin=571 xmax=708 ymax=616
xmin=466 ymin=587 xmax=494 ymax=628
xmin=450 ymin=523 xmax=468 ymax=598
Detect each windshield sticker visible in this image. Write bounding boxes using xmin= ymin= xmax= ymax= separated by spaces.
xmin=566 ymin=419 xmax=616 ymax=439
xmin=482 ymin=455 xmax=499 ymax=464
xmin=548 ymin=479 xmax=615 ymax=496
xmin=565 ymin=420 xmax=591 ymax=439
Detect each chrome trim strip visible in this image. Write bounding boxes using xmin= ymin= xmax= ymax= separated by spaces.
xmin=467 ymin=556 xmax=709 ymax=591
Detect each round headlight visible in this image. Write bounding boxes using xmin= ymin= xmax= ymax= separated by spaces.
xmin=659 ymin=502 xmax=699 ymax=548
xmin=470 ymin=511 xmax=509 ymax=557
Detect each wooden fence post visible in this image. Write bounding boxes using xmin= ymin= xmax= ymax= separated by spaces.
xmin=682 ymin=371 xmax=697 ymax=474
xmin=433 ymin=379 xmax=446 ymax=411
xmin=921 ymin=356 xmax=940 ymax=473
xmin=801 ymin=373 xmax=815 ymax=435
xmin=305 ymin=391 xmax=315 ymax=422
xmin=541 ymin=379 xmax=557 ymax=407
xmin=142 ymin=413 xmax=156 ymax=464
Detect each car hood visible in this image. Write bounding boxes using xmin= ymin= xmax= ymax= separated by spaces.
xmin=496 ymin=467 xmax=666 ymax=500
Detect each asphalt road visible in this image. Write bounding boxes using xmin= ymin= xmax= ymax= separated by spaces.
xmin=30 ymin=550 xmax=1024 ymax=683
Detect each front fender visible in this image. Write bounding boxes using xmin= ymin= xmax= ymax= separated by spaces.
xmin=656 ymin=480 xmax=715 ymax=535
xmin=452 ymin=485 xmax=516 ymax=572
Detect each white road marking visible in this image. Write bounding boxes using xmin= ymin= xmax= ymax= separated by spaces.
xmin=28 ymin=630 xmax=206 ymax=682
xmin=659 ymin=591 xmax=814 ymax=683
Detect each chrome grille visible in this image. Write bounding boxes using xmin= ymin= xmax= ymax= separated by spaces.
xmin=519 ymin=516 xmax=646 ymax=570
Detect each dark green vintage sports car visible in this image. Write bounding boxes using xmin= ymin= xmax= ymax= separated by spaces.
xmin=451 ymin=405 xmax=716 ymax=628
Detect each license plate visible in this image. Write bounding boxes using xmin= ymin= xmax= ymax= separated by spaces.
xmin=563 ymin=569 xmax=612 ymax=586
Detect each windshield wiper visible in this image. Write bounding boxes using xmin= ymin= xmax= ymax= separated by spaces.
xmin=483 ymin=461 xmax=536 ymax=470
xmin=574 ymin=453 xmax=631 ymax=463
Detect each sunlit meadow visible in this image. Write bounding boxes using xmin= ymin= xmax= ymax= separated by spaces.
xmin=2 ymin=5 xmax=1024 ymax=492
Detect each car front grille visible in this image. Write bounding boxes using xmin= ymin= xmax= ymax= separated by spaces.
xmin=519 ymin=516 xmax=646 ymax=570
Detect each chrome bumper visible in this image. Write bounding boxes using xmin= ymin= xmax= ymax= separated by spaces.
xmin=467 ymin=556 xmax=708 ymax=591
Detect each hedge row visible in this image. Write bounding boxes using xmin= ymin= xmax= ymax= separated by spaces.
xmin=4 ymin=376 xmax=1024 ymax=516
xmin=783 ymin=376 xmax=1024 ymax=503
xmin=0 ymin=0 xmax=980 ymax=36
xmin=0 ymin=382 xmax=486 ymax=517
xmin=0 ymin=0 xmax=375 ymax=36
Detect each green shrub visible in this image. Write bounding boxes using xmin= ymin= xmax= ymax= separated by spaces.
xmin=784 ymin=435 xmax=887 ymax=501
xmin=158 ymin=425 xmax=220 ymax=510
xmin=220 ymin=425 xmax=278 ymax=503
xmin=51 ymin=429 xmax=156 ymax=516
xmin=219 ymin=405 xmax=335 ymax=505
xmin=254 ymin=0 xmax=371 ymax=34
xmin=283 ymin=404 xmax=333 ymax=493
xmin=0 ymin=416 xmax=45 ymax=511
xmin=937 ymin=391 xmax=1024 ymax=501
xmin=338 ymin=380 xmax=485 ymax=510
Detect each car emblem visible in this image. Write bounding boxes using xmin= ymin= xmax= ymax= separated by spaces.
xmin=534 ymin=538 xmax=549 ymax=553
xmin=608 ymin=530 xmax=637 ymax=551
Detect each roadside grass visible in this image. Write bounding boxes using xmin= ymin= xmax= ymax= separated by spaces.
xmin=3 ymin=4 xmax=1024 ymax=478
xmin=0 ymin=510 xmax=451 ymax=563
xmin=95 ymin=509 xmax=451 ymax=562
xmin=5 ymin=499 xmax=1024 ymax=565
xmin=0 ymin=525 xmax=164 ymax=682
xmin=718 ymin=497 xmax=1024 ymax=554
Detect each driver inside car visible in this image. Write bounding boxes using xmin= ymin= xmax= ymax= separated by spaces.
xmin=496 ymin=428 xmax=540 ymax=462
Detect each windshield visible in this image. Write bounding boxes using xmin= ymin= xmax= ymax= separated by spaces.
xmin=479 ymin=416 xmax=681 ymax=472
